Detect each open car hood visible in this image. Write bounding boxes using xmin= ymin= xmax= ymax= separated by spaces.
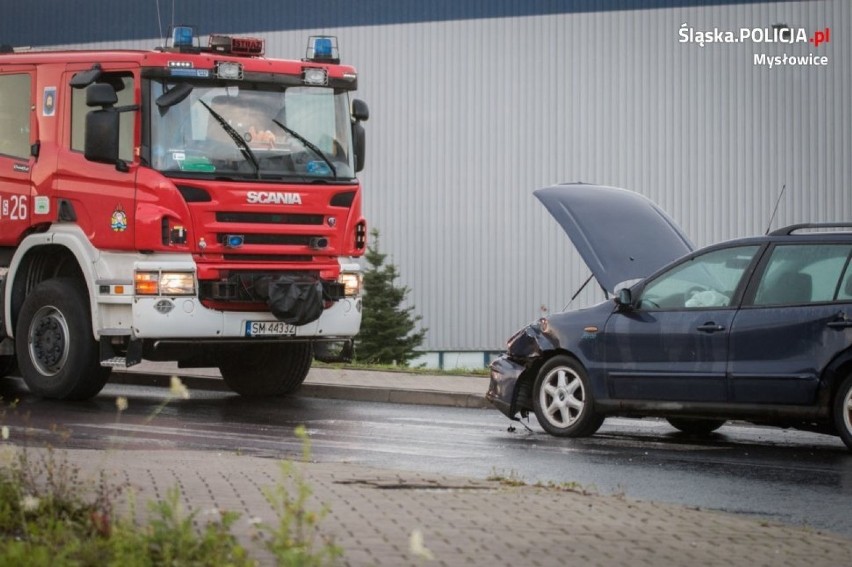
xmin=534 ymin=183 xmax=694 ymax=294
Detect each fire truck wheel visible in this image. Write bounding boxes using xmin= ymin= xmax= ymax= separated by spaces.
xmin=15 ymin=278 xmax=111 ymax=400
xmin=0 ymin=355 xmax=17 ymax=378
xmin=219 ymin=342 xmax=313 ymax=397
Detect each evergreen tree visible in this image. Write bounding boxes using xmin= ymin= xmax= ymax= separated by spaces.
xmin=356 ymin=229 xmax=427 ymax=366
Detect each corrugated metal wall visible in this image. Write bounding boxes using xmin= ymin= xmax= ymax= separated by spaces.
xmin=25 ymin=1 xmax=852 ymax=354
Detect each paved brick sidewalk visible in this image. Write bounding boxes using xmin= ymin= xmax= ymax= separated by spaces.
xmin=42 ymin=448 xmax=852 ymax=567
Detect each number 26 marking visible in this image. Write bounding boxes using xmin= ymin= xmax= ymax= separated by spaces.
xmin=4 ymin=196 xmax=27 ymax=220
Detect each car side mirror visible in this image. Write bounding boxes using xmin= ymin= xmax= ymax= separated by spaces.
xmin=615 ymin=288 xmax=633 ymax=309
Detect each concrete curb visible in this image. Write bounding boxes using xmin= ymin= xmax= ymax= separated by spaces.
xmin=109 ymin=370 xmax=492 ymax=409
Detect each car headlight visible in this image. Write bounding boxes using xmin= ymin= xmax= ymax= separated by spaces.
xmin=135 ymin=271 xmax=196 ymax=296
xmin=506 ymin=325 xmax=547 ymax=359
xmin=337 ymin=272 xmax=362 ymax=297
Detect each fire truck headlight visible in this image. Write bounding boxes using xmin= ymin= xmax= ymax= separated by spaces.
xmin=160 ymin=272 xmax=196 ymax=295
xmin=216 ymin=61 xmax=243 ymax=80
xmin=303 ymin=67 xmax=328 ymax=86
xmin=135 ymin=271 xmax=196 ymax=296
xmin=338 ymin=272 xmax=362 ymax=297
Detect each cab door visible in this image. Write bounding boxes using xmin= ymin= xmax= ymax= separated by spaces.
xmin=0 ymin=69 xmax=35 ymax=245
xmin=55 ymin=65 xmax=138 ymax=251
xmin=603 ymin=245 xmax=761 ymax=402
xmin=727 ymin=243 xmax=852 ymax=404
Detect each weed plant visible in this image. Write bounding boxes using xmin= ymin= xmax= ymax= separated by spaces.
xmin=0 ymin=386 xmax=340 ymax=566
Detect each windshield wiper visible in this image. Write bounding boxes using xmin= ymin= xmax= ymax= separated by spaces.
xmin=271 ymin=119 xmax=337 ymax=179
xmin=197 ymin=99 xmax=261 ymax=179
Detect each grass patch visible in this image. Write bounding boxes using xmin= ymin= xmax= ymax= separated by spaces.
xmin=486 ymin=468 xmax=527 ymax=487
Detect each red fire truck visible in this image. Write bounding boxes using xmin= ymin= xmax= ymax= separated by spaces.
xmin=0 ymin=29 xmax=368 ymax=399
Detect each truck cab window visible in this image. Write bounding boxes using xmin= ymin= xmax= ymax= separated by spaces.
xmin=149 ymin=82 xmax=355 ymax=180
xmin=71 ymin=73 xmax=135 ymax=161
xmin=0 ymin=74 xmax=32 ymax=159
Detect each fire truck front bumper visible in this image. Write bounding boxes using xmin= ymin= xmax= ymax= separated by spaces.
xmin=128 ymin=294 xmax=362 ymax=339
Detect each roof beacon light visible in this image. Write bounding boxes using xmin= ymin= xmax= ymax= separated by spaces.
xmin=306 ymin=36 xmax=340 ymax=64
xmin=171 ymin=26 xmax=195 ymax=48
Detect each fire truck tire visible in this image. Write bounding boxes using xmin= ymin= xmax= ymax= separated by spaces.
xmin=15 ymin=278 xmax=111 ymax=400
xmin=219 ymin=342 xmax=313 ymax=397
xmin=0 ymin=355 xmax=17 ymax=378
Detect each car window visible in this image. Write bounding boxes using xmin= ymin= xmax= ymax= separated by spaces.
xmin=753 ymin=244 xmax=852 ymax=306
xmin=839 ymin=260 xmax=852 ymax=301
xmin=638 ymin=246 xmax=759 ymax=310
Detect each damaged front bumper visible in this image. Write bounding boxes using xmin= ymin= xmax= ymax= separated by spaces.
xmin=485 ymin=322 xmax=556 ymax=419
xmin=486 ymin=355 xmax=527 ymax=419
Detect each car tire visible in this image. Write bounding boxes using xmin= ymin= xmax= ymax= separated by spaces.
xmin=532 ymin=355 xmax=603 ymax=437
xmin=219 ymin=342 xmax=313 ymax=397
xmin=15 ymin=278 xmax=110 ymax=400
xmin=833 ymin=374 xmax=852 ymax=451
xmin=666 ymin=417 xmax=726 ymax=435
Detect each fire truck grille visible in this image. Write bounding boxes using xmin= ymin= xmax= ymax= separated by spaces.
xmin=216 ymin=234 xmax=327 ymax=246
xmin=216 ymin=212 xmax=324 ymax=225
xmin=221 ymin=254 xmax=313 ymax=262
xmin=199 ymin=271 xmax=344 ymax=303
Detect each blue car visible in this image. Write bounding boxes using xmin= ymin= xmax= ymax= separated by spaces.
xmin=486 ymin=183 xmax=852 ymax=449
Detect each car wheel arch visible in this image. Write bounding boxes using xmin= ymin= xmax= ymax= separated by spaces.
xmin=824 ymin=348 xmax=852 ymax=406
xmin=514 ymin=349 xmax=584 ymax=413
xmin=529 ymin=348 xmax=587 ymax=376
xmin=530 ymin=352 xmax=604 ymax=437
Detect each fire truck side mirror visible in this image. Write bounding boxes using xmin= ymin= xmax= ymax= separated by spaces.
xmin=84 ymin=83 xmax=121 ymax=166
xmin=351 ymin=99 xmax=368 ymax=172
xmin=352 ymin=99 xmax=369 ymax=122
xmin=86 ymin=83 xmax=118 ymax=107
xmin=84 ymin=109 xmax=120 ymax=166
xmin=352 ymin=122 xmax=366 ymax=173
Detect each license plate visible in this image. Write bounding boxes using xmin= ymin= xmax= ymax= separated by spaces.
xmin=245 ymin=321 xmax=296 ymax=337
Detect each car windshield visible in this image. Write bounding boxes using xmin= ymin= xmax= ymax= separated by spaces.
xmin=149 ymin=81 xmax=355 ymax=180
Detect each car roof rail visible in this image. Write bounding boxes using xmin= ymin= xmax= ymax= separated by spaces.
xmin=770 ymin=222 xmax=852 ymax=236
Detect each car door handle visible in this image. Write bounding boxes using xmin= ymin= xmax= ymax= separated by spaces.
xmin=828 ymin=314 xmax=852 ymax=329
xmin=696 ymin=322 xmax=725 ymax=333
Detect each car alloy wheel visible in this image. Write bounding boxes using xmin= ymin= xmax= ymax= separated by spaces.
xmin=833 ymin=375 xmax=852 ymax=452
xmin=539 ymin=365 xmax=585 ymax=428
xmin=532 ymin=355 xmax=604 ymax=437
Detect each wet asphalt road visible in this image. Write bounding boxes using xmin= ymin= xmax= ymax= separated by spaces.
xmin=2 ymin=377 xmax=851 ymax=538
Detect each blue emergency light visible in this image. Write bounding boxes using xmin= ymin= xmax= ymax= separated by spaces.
xmin=305 ymin=36 xmax=339 ymax=63
xmin=171 ymin=26 xmax=195 ymax=48
xmin=314 ymin=37 xmax=332 ymax=58
xmin=224 ymin=235 xmax=245 ymax=248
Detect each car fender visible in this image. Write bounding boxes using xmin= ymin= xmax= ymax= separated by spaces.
xmin=822 ymin=346 xmax=852 ymax=408
xmin=496 ymin=302 xmax=613 ymax=415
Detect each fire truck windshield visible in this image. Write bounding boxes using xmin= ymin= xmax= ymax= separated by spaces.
xmin=149 ymin=81 xmax=355 ymax=180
